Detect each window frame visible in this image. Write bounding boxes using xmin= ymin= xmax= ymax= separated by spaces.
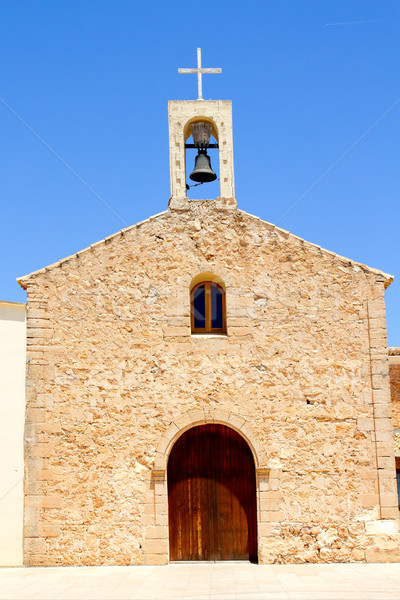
xmin=190 ymin=281 xmax=227 ymax=334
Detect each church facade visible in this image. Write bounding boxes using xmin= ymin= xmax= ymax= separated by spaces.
xmin=18 ymin=99 xmax=400 ymax=565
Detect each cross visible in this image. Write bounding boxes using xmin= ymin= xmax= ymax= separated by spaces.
xmin=178 ymin=48 xmax=221 ymax=100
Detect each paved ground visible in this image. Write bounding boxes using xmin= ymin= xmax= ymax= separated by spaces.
xmin=1 ymin=562 xmax=400 ymax=600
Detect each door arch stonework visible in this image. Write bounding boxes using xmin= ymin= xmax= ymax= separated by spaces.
xmin=143 ymin=409 xmax=277 ymax=565
xmin=154 ymin=409 xmax=265 ymax=471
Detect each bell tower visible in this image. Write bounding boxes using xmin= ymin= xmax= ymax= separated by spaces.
xmin=168 ymin=50 xmax=236 ymax=210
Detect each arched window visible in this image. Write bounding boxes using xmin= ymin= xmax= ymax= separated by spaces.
xmin=191 ymin=281 xmax=226 ymax=334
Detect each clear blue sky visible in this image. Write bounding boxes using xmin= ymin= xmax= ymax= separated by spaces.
xmin=1 ymin=1 xmax=399 ymax=344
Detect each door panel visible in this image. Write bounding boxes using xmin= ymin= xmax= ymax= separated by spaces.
xmin=168 ymin=424 xmax=257 ymax=561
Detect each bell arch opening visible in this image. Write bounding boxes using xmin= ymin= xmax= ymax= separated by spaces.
xmin=167 ymin=423 xmax=258 ymax=562
xmin=183 ymin=116 xmax=219 ymax=142
xmin=184 ymin=117 xmax=220 ymax=200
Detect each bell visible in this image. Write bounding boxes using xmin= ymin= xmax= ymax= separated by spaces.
xmin=189 ymin=150 xmax=217 ymax=183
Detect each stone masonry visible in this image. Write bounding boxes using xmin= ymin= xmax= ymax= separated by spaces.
xmin=389 ymin=349 xmax=400 ymax=429
xmin=389 ymin=349 xmax=400 ymax=459
xmin=168 ymin=100 xmax=235 ymax=205
xmin=19 ymin=199 xmax=400 ymax=566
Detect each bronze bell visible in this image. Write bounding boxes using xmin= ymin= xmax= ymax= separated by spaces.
xmin=189 ymin=150 xmax=217 ymax=183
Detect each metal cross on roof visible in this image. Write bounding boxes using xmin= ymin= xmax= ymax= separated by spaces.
xmin=178 ymin=48 xmax=221 ymax=100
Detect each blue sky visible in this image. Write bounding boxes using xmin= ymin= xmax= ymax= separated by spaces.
xmin=1 ymin=1 xmax=399 ymax=344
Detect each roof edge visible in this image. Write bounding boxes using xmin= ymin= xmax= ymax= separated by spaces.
xmin=0 ymin=300 xmax=26 ymax=307
xmin=17 ymin=210 xmax=170 ymax=289
xmin=238 ymin=209 xmax=394 ymax=286
xmin=16 ymin=206 xmax=394 ymax=289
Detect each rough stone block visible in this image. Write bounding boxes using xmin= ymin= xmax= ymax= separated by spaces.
xmin=377 ymin=456 xmax=395 ymax=470
xmin=375 ymin=441 xmax=395 ymax=457
xmin=374 ymin=418 xmax=393 ymax=432
xmin=26 ymin=408 xmax=46 ymax=423
xmin=36 ymin=469 xmax=60 ymax=482
xmin=381 ymin=507 xmax=400 ymax=519
xmin=374 ymin=404 xmax=393 ymax=419
xmin=360 ymin=494 xmax=380 ymax=508
xmin=257 ymin=523 xmax=280 ymax=536
xmin=145 ymin=526 xmax=168 ymax=539
xmin=153 ymin=480 xmax=166 ymax=496
xmin=27 ymin=318 xmax=49 ymax=328
xmin=265 ymin=510 xmax=285 ymax=522
xmin=375 ymin=430 xmax=394 ymax=443
xmin=357 ymin=417 xmax=374 ymax=432
xmin=365 ymin=543 xmax=400 ymax=562
xmin=371 ymin=360 xmax=389 ymax=376
xmin=163 ymin=326 xmax=190 ymax=337
xmin=37 ymin=525 xmax=61 ymax=538
xmin=379 ymin=493 xmax=398 ymax=507
xmin=26 ymin=328 xmax=48 ymax=340
xmin=154 ymin=514 xmax=168 ymax=527
xmin=38 ymin=422 xmax=62 ymax=433
xmin=142 ymin=539 xmax=168 ymax=555
xmin=144 ymin=553 xmax=168 ymax=565
xmin=372 ymin=374 xmax=390 ymax=389
xmin=265 ymin=491 xmax=283 ymax=500
xmin=41 ymin=496 xmax=62 ymax=509
xmin=29 ymin=442 xmax=56 ymax=458
xmin=24 ymin=537 xmax=47 ymax=555
xmin=268 ymin=478 xmax=280 ymax=491
xmin=362 ymin=390 xmax=373 ymax=405
xmin=228 ymin=326 xmax=251 ymax=337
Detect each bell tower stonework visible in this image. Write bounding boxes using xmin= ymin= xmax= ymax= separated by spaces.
xmin=168 ymin=100 xmax=236 ymax=210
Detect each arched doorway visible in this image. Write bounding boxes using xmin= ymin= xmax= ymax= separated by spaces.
xmin=167 ymin=424 xmax=258 ymax=562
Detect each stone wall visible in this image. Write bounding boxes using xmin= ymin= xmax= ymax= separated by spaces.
xmin=19 ymin=200 xmax=399 ymax=565
xmin=389 ymin=350 xmax=400 ymax=429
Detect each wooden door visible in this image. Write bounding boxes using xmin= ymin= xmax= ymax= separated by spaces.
xmin=168 ymin=424 xmax=257 ymax=561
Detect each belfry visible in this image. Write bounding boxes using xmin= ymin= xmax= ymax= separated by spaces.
xmin=3 ymin=49 xmax=399 ymax=566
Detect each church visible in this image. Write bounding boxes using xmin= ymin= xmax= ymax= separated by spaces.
xmin=2 ymin=53 xmax=400 ymax=566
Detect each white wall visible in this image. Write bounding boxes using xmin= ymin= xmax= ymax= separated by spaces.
xmin=0 ymin=301 xmax=26 ymax=565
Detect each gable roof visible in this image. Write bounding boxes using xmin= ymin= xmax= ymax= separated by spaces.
xmin=17 ymin=207 xmax=393 ymax=290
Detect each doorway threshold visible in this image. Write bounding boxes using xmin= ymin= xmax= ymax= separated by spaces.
xmin=170 ymin=560 xmax=254 ymax=564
